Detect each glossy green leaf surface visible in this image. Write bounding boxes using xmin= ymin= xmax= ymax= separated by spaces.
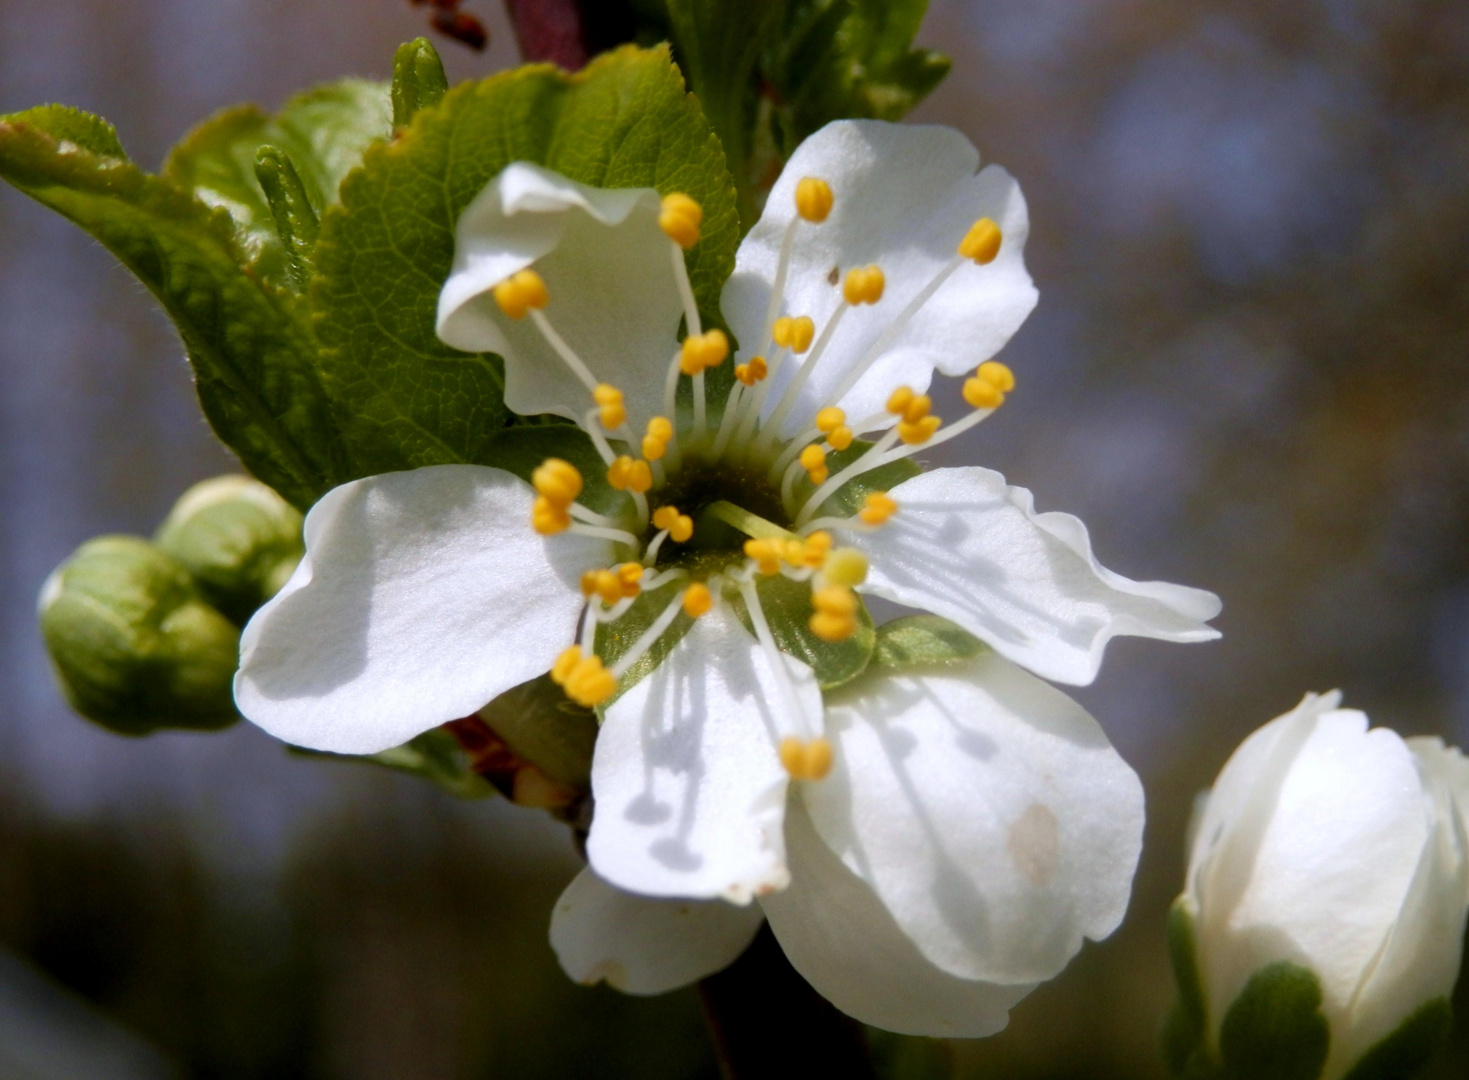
xmin=0 ymin=106 xmax=347 ymax=508
xmin=310 ymin=44 xmax=739 ymax=478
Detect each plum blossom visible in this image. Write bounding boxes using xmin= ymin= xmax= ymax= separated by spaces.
xmin=235 ymin=120 xmax=1221 ymax=1034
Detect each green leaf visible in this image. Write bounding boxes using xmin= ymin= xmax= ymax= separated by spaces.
xmin=310 ymin=44 xmax=739 ymax=477
xmin=0 ymin=107 xmax=348 ymax=509
xmin=663 ymin=0 xmax=784 ymax=228
xmin=294 ymin=728 xmax=496 ymax=799
xmin=731 ymin=570 xmax=874 ymax=689
xmin=391 ymin=37 xmax=449 ymax=129
xmin=1340 ymin=999 xmax=1452 ymax=1080
xmin=163 ymin=80 xmax=391 ymax=287
xmin=477 ymin=674 xmax=598 ymax=790
xmin=869 ymin=614 xmax=984 ymax=673
xmin=765 ymin=0 xmax=950 ymax=150
xmin=1218 ymin=962 xmax=1329 ymax=1080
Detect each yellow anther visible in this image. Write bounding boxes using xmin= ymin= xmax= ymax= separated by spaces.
xmin=815 ymin=407 xmax=846 ymax=434
xmin=680 ymin=329 xmax=730 ymax=376
xmin=551 ymin=645 xmax=584 ymax=685
xmin=617 ymin=562 xmax=644 ymax=596
xmin=532 ymin=496 xmax=571 ymax=535
xmin=801 ymin=531 xmax=833 ymax=568
xmin=563 ymin=653 xmax=616 ymax=707
xmin=641 ymin=416 xmax=674 ymax=461
xmin=682 ymin=582 xmax=713 ymax=618
xmin=743 ymin=538 xmax=784 ymax=576
xmin=653 ymin=506 xmax=693 ymax=543
xmin=607 ymin=456 xmax=653 ymax=494
xmin=593 ymin=383 xmax=626 ymax=429
xmin=592 ymin=569 xmax=623 ymax=605
xmin=963 ymin=376 xmax=1003 ymax=409
xmin=842 ymin=265 xmax=885 ymax=306
xmin=783 ymin=539 xmax=808 ymax=566
xmin=795 ymin=177 xmax=834 ymax=223
xmin=735 ymin=356 xmax=768 ymax=386
xmin=978 ymin=360 xmax=1015 ymax=392
xmin=900 ymin=393 xmax=932 ymax=423
xmin=492 ymin=268 xmax=549 ymax=319
xmin=800 ymin=443 xmax=829 ymax=485
xmin=811 ymin=585 xmax=860 ymax=642
xmin=826 ymin=425 xmax=854 ymax=451
xmin=532 ymin=458 xmax=583 ymax=506
xmin=898 ymin=415 xmax=942 ymax=445
xmin=780 ymin=735 xmax=835 ymax=780
xmin=859 ymin=492 xmax=898 ymax=526
xmin=659 ymin=192 xmax=703 ymax=250
xmin=886 ymin=386 xmax=915 ymax=416
xmin=958 ymin=217 xmax=1003 ymax=265
xmin=771 ymin=315 xmax=816 ymax=353
xmin=579 ymin=570 xmax=599 ymax=597
xmin=822 ymin=548 xmax=869 ymax=588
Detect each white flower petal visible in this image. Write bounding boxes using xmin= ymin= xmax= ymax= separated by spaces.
xmin=1325 ymin=737 xmax=1469 ymax=1077
xmin=760 ymin=798 xmax=1034 ymax=1037
xmin=845 ymin=467 xmax=1221 ymax=686
xmin=723 ymin=120 xmax=1038 ymax=436
xmin=1192 ymin=701 xmax=1432 ymax=1037
xmin=799 ymin=651 xmax=1144 ymax=985
xmin=586 ymin=607 xmax=820 ymax=903
xmin=549 ymin=868 xmax=764 ymax=995
xmin=437 ymin=163 xmax=682 ymax=428
xmin=236 ymin=465 xmax=609 ymax=754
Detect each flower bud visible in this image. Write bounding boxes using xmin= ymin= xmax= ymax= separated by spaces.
xmin=1166 ymin=692 xmax=1469 ymax=1080
xmin=153 ymin=475 xmax=303 ymax=624
xmin=38 ymin=537 xmax=242 ymax=735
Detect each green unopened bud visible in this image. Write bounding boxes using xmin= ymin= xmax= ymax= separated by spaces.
xmin=154 ymin=475 xmax=304 ymax=625
xmin=391 ymin=37 xmax=448 ymax=130
xmin=253 ymin=146 xmax=319 ymax=291
xmin=38 ymin=537 xmax=241 ymax=735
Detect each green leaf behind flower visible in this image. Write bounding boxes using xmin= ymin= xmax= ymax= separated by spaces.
xmin=311 ymin=44 xmax=740 ymax=478
xmin=293 ymin=728 xmax=496 ymax=799
xmin=730 ymin=571 xmax=874 ymax=690
xmin=163 ymin=80 xmax=390 ymax=288
xmin=0 ymin=106 xmax=347 ymax=509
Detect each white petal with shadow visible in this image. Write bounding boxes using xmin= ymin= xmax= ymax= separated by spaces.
xmin=550 ymin=868 xmax=764 ymax=995
xmin=587 ymin=608 xmax=819 ymax=903
xmin=722 ymin=120 xmax=1038 ymax=437
xmin=761 ymin=799 xmax=1034 ymax=1037
xmin=437 ymin=163 xmax=682 ymax=428
xmin=799 ymin=651 xmax=1144 ymax=985
xmin=845 ymin=466 xmax=1221 ymax=686
xmin=236 ymin=465 xmax=608 ymax=754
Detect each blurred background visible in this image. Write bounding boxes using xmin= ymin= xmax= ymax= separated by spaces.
xmin=1 ymin=0 xmax=1466 ymax=1076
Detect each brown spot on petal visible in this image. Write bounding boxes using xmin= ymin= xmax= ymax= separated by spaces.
xmin=1008 ymin=803 xmax=1060 ymax=887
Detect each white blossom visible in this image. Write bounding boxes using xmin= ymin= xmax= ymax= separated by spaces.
xmin=236 ymin=119 xmax=1223 ymax=1034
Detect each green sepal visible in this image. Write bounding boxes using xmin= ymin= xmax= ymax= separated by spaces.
xmin=310 ymin=44 xmax=739 ymax=477
xmin=253 ymin=147 xmax=320 ymax=291
xmin=731 ymin=571 xmax=875 ymax=690
xmin=869 ymin=614 xmax=985 ymax=674
xmin=1218 ymin=962 xmax=1329 ymax=1080
xmin=293 ymin=728 xmax=496 ymax=800
xmin=1163 ymin=894 xmax=1216 ymax=1078
xmin=476 ymin=674 xmax=598 ymax=791
xmin=391 ymin=37 xmax=449 ymax=129
xmin=807 ymin=439 xmax=923 ymax=520
xmin=1340 ymin=999 xmax=1452 ymax=1080
xmin=38 ymin=537 xmax=241 ymax=735
xmin=153 ymin=475 xmax=305 ymax=625
xmin=163 ymin=79 xmax=391 ymax=287
xmin=0 ymin=106 xmax=348 ymax=509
